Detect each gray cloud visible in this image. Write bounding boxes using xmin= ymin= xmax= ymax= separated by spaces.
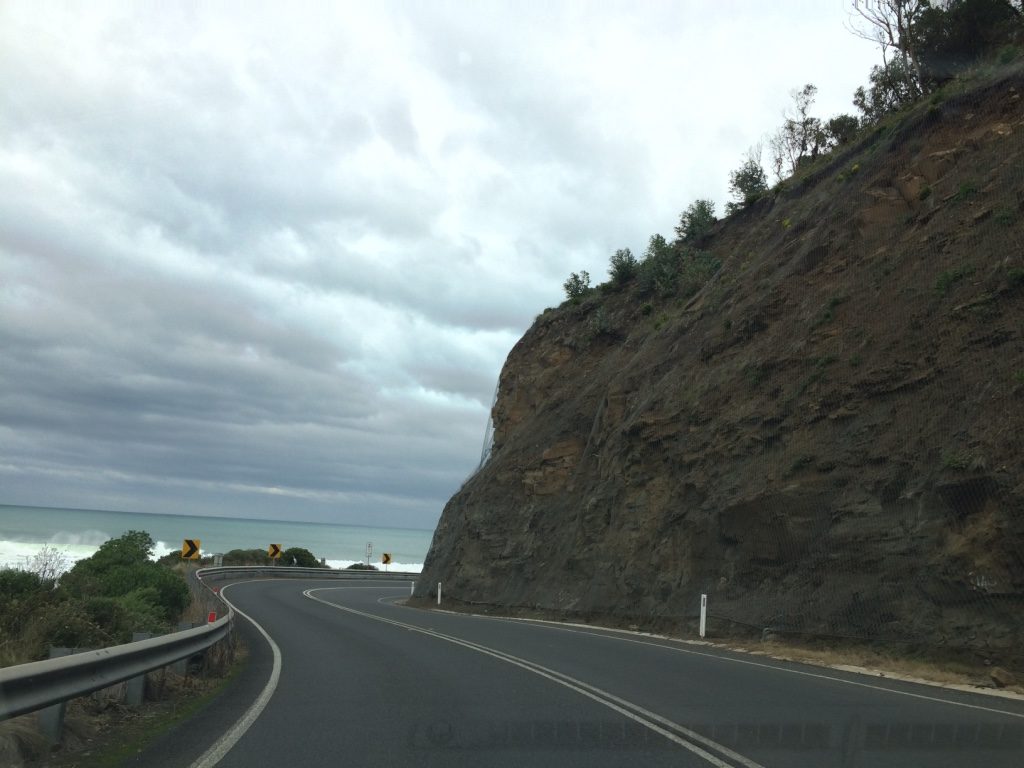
xmin=0 ymin=2 xmax=881 ymax=528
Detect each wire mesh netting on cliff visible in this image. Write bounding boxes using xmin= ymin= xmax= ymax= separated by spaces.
xmin=477 ymin=381 xmax=499 ymax=471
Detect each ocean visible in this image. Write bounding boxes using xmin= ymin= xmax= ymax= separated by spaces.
xmin=0 ymin=504 xmax=434 ymax=573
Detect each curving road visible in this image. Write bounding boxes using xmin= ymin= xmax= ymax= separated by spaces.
xmin=132 ymin=578 xmax=1024 ymax=767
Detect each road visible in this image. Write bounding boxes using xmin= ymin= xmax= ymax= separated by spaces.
xmin=133 ymin=578 xmax=1024 ymax=767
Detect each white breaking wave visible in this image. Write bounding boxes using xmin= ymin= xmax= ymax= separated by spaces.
xmin=324 ymin=559 xmax=423 ymax=574
xmin=0 ymin=540 xmax=91 ymax=572
xmin=0 ymin=542 xmax=424 ymax=575
xmin=0 ymin=538 xmax=189 ymax=572
xmin=48 ymin=529 xmax=112 ymax=547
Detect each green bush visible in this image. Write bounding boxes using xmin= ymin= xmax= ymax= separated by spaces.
xmin=637 ymin=242 xmax=720 ymax=299
xmin=563 ymin=271 xmax=591 ymax=302
xmin=725 ymin=157 xmax=769 ymax=214
xmin=998 ymin=45 xmax=1020 ymax=65
xmin=20 ymin=600 xmax=108 ymax=659
xmin=954 ymin=181 xmax=978 ymax=201
xmin=994 ymin=207 xmax=1015 ymax=226
xmin=82 ymin=590 xmax=169 ymax=643
xmin=608 ymin=248 xmax=638 ymax=285
xmin=281 ymin=547 xmax=323 ymax=568
xmin=935 ymin=266 xmax=974 ymax=295
xmin=0 ymin=569 xmax=45 ymax=601
xmin=588 ymin=307 xmax=613 ymax=337
xmin=0 ymin=569 xmax=53 ymax=643
xmin=222 ymin=548 xmax=272 ymax=565
xmin=675 ymin=200 xmax=717 ymax=243
xmin=60 ymin=531 xmax=189 ymax=623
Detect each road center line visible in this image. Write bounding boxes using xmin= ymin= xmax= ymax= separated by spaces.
xmin=305 ymin=587 xmax=765 ymax=768
xmin=460 ymin=615 xmax=1024 ymax=721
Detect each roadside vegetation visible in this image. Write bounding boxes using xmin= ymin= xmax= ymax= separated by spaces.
xmin=0 ymin=533 xmax=343 ymax=765
xmin=560 ymin=0 xmax=1024 ymax=305
xmin=157 ymin=545 xmax=328 ymax=568
xmin=0 ymin=532 xmax=188 ymax=667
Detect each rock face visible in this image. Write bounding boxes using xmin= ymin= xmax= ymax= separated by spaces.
xmin=419 ymin=67 xmax=1024 ymax=666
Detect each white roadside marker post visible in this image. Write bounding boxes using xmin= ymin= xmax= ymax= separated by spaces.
xmin=410 ymin=581 xmax=414 ymax=597
xmin=437 ymin=582 xmax=442 ymax=606
xmin=699 ymin=594 xmax=707 ymax=639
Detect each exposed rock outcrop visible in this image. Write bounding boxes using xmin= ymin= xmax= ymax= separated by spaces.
xmin=419 ymin=66 xmax=1024 ymax=667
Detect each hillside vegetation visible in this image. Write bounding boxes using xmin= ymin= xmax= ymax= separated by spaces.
xmin=0 ymin=532 xmax=189 ymax=666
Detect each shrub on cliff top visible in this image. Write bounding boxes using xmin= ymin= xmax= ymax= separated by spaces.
xmin=608 ymin=248 xmax=638 ymax=285
xmin=675 ymin=199 xmax=717 ymax=243
xmin=637 ymin=243 xmax=720 ymax=299
xmin=563 ymin=270 xmax=591 ymax=302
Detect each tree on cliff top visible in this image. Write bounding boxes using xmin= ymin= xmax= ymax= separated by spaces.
xmin=563 ymin=270 xmax=591 ymax=302
xmin=608 ymin=248 xmax=639 ymax=285
xmin=725 ymin=147 xmax=769 ymax=215
xmin=675 ymin=199 xmax=717 ymax=243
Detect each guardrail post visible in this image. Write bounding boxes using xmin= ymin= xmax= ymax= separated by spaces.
xmin=38 ymin=647 xmax=73 ymax=744
xmin=125 ymin=633 xmax=152 ymax=706
xmin=173 ymin=624 xmax=193 ymax=675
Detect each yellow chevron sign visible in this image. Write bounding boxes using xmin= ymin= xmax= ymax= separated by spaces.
xmin=181 ymin=539 xmax=200 ymax=560
xmin=382 ymin=553 xmax=392 ymax=565
xmin=268 ymin=543 xmax=282 ymax=559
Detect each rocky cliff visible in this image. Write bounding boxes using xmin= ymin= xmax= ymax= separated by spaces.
xmin=419 ymin=64 xmax=1024 ymax=666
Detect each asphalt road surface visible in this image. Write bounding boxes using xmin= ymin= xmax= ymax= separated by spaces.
xmin=132 ymin=578 xmax=1024 ymax=767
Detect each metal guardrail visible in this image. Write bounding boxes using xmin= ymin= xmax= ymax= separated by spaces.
xmin=0 ymin=617 xmax=232 ymax=721
xmin=195 ymin=565 xmax=417 ymax=581
xmin=0 ymin=566 xmax=416 ymax=721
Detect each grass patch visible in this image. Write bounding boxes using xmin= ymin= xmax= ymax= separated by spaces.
xmin=998 ymin=44 xmax=1021 ymax=65
xmin=787 ymin=455 xmax=815 ymax=476
xmin=954 ymin=180 xmax=978 ymax=202
xmin=994 ymin=207 xmax=1015 ymax=226
xmin=935 ymin=266 xmax=974 ymax=296
xmin=50 ymin=651 xmax=248 ymax=768
xmin=942 ymin=452 xmax=972 ymax=471
xmin=744 ymin=362 xmax=769 ymax=388
xmin=811 ymin=294 xmax=849 ymax=328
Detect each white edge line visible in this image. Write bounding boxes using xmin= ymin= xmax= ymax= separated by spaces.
xmin=188 ymin=581 xmax=283 ymax=768
xmin=421 ymin=608 xmax=1024 ymax=721
xmin=304 ymin=587 xmax=764 ymax=768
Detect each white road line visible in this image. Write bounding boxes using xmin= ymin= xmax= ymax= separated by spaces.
xmin=188 ymin=582 xmax=282 ymax=768
xmin=305 ymin=587 xmax=766 ymax=768
xmin=467 ymin=617 xmax=1024 ymax=722
xmin=342 ymin=592 xmax=1024 ymax=720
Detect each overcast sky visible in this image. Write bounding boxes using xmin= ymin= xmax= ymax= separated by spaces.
xmin=0 ymin=1 xmax=881 ymax=529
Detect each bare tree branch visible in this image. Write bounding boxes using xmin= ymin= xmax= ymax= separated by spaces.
xmin=846 ymin=0 xmax=928 ymax=77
